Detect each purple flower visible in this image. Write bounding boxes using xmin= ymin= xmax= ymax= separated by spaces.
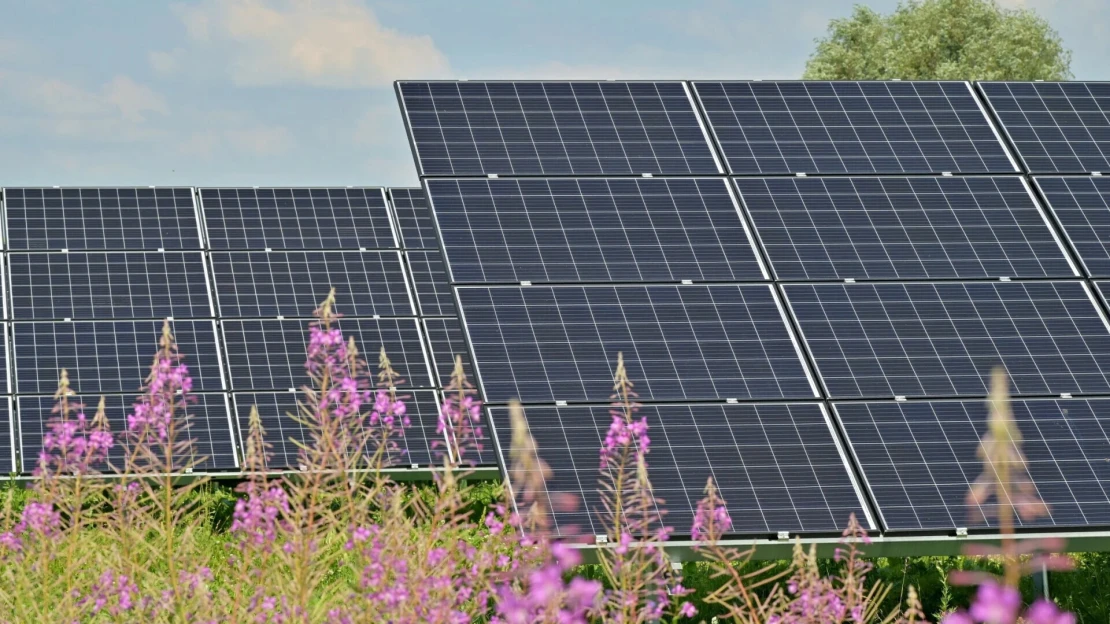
xmin=941 ymin=611 xmax=975 ymax=624
xmin=690 ymin=495 xmax=732 ymax=541
xmin=231 ymin=484 xmax=290 ymax=552
xmin=679 ymin=601 xmax=697 ymax=617
xmin=1023 ymin=600 xmax=1076 ymax=624
xmin=0 ymin=531 xmax=22 ymax=553
xmin=968 ymin=581 xmax=1021 ymax=624
xmin=20 ymin=501 xmax=60 ymax=537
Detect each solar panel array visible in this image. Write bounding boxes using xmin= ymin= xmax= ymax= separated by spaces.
xmin=398 ymin=79 xmax=1110 ymax=540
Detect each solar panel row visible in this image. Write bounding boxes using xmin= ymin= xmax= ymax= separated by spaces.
xmin=398 ymin=80 xmax=1110 ymax=539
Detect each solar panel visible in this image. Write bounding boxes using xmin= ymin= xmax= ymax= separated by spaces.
xmin=12 ymin=320 xmax=223 ymax=394
xmin=19 ymin=393 xmax=238 ymax=472
xmin=232 ymin=390 xmax=447 ymax=470
xmin=423 ymin=317 xmax=474 ymax=388
xmin=209 ymin=250 xmax=413 ymax=318
xmin=693 ymin=81 xmax=1017 ymax=175
xmin=9 ymin=252 xmax=213 ymax=320
xmin=1033 ymin=176 xmax=1110 ymax=277
xmin=426 ymin=177 xmax=768 ymax=284
xmin=388 ymin=188 xmax=438 ymax=250
xmin=783 ymin=281 xmax=1110 ymax=399
xmin=734 ymin=176 xmax=1076 ymax=280
xmin=457 ymin=284 xmax=817 ymax=404
xmin=406 ymin=251 xmax=455 ymax=317
xmin=199 ymin=188 xmax=395 ymax=250
xmin=4 ymin=187 xmax=202 ymax=251
xmin=397 ymin=81 xmax=722 ymax=176
xmin=835 ymin=398 xmax=1110 ymax=531
xmin=490 ymin=402 xmax=871 ymax=537
xmin=980 ymin=82 xmax=1110 ymax=174
xmin=0 ymin=399 xmax=12 ymax=473
xmin=221 ymin=318 xmax=432 ymax=391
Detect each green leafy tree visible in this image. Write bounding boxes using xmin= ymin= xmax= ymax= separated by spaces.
xmin=803 ymin=0 xmax=1072 ymax=81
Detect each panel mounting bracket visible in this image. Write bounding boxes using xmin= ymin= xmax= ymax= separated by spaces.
xmin=595 ymin=535 xmax=609 ymax=545
xmin=642 ymin=173 xmax=653 ymax=178
xmin=942 ymin=171 xmax=953 ymax=177
xmin=844 ymin=278 xmax=856 ymax=284
xmin=555 ymin=400 xmax=568 ymax=406
xmin=999 ymin=276 xmax=1011 ymax=282
xmin=1093 ymin=172 xmax=1103 ymax=177
xmin=956 ymin=527 xmax=969 ymax=537
xmin=795 ymin=172 xmax=807 ymax=177
xmin=777 ymin=531 xmax=790 ymax=541
xmin=1060 ymin=393 xmax=1073 ymax=399
xmin=520 ymin=281 xmax=532 ymax=286
xmin=895 ymin=396 xmax=907 ymax=402
xmin=681 ymin=279 xmax=693 ymax=285
xmin=726 ymin=398 xmax=738 ymax=404
xmin=487 ymin=174 xmax=499 ymax=179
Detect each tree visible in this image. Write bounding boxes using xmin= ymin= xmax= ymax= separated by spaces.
xmin=803 ymin=0 xmax=1072 ymax=81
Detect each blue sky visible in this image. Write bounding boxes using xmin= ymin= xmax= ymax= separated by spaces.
xmin=0 ymin=0 xmax=1105 ymax=188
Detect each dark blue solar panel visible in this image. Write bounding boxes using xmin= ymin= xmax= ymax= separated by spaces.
xmin=9 ymin=252 xmax=213 ymax=320
xmin=694 ymin=81 xmax=1016 ymax=175
xmin=199 ymin=188 xmax=395 ymax=250
xmin=397 ymin=81 xmax=721 ymax=176
xmin=406 ymin=251 xmax=455 ymax=317
xmin=835 ymin=398 xmax=1110 ymax=531
xmin=19 ymin=393 xmax=237 ymax=472
xmin=735 ymin=176 xmax=1075 ymax=280
xmin=980 ymin=82 xmax=1110 ymax=174
xmin=1034 ymin=176 xmax=1110 ymax=277
xmin=232 ymin=390 xmax=446 ymax=470
xmin=784 ymin=281 xmax=1110 ymax=399
xmin=490 ymin=402 xmax=871 ymax=537
xmin=389 ymin=188 xmax=437 ymax=250
xmin=427 ymin=177 xmax=767 ymax=284
xmin=4 ymin=187 xmax=202 ymax=251
xmin=0 ymin=399 xmax=11 ymax=473
xmin=221 ymin=318 xmax=432 ymax=391
xmin=209 ymin=250 xmax=413 ymax=318
xmin=423 ymin=317 xmax=473 ymax=388
xmin=457 ymin=284 xmax=816 ymax=403
xmin=11 ymin=320 xmax=223 ymax=394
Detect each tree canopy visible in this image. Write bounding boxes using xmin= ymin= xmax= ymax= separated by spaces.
xmin=803 ymin=0 xmax=1072 ymax=81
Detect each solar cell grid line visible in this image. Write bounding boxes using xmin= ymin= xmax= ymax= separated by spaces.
xmin=396 ymin=80 xmax=723 ymax=177
xmin=3 ymin=187 xmax=203 ymax=251
xmin=19 ymin=393 xmax=238 ymax=473
xmin=487 ymin=402 xmax=874 ymax=538
xmin=0 ymin=399 xmax=12 ymax=473
xmin=233 ymin=390 xmax=450 ymax=470
xmin=388 ymin=188 xmax=438 ymax=250
xmin=833 ymin=397 xmax=1110 ymax=531
xmin=426 ymin=177 xmax=769 ymax=284
xmin=733 ymin=176 xmax=1078 ymax=281
xmin=11 ymin=320 xmax=224 ymax=395
xmin=9 ymin=251 xmax=213 ymax=320
xmin=405 ymin=251 xmax=455 ymax=317
xmin=1033 ymin=176 xmax=1110 ymax=277
xmin=198 ymin=187 xmax=397 ymax=250
xmin=692 ymin=81 xmax=1019 ymax=175
xmin=423 ymin=317 xmax=474 ymax=388
xmin=209 ymin=250 xmax=414 ymax=318
xmin=456 ymin=284 xmax=818 ymax=404
xmin=979 ymin=82 xmax=1110 ymax=174
xmin=221 ymin=318 xmax=434 ymax=392
xmin=782 ymin=280 xmax=1110 ymax=400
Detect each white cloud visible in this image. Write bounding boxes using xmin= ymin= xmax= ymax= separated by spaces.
xmin=24 ymin=74 xmax=169 ymax=140
xmin=179 ymin=114 xmax=294 ymax=157
xmin=173 ymin=0 xmax=449 ymax=87
xmin=149 ymin=48 xmax=187 ymax=73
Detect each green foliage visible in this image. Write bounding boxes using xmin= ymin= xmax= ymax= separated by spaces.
xmin=803 ymin=0 xmax=1072 ymax=81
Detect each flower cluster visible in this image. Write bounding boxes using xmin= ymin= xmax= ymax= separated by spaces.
xmin=942 ymin=582 xmax=1074 ymax=624
xmin=492 ymin=543 xmax=601 ymax=624
xmin=231 ymin=484 xmax=292 ymax=552
xmin=38 ymin=410 xmax=113 ymax=475
xmin=690 ymin=487 xmax=732 ymax=541
xmin=127 ymin=357 xmax=193 ymax=441
xmin=599 ymin=412 xmax=649 ymax=470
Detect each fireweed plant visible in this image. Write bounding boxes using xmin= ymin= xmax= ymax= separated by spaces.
xmin=0 ymin=291 xmax=1080 ymax=623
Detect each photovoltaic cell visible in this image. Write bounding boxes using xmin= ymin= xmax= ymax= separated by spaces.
xmin=232 ymin=390 xmax=447 ymax=470
xmin=406 ymin=251 xmax=455 ymax=317
xmin=4 ymin=187 xmax=202 ymax=251
xmin=783 ymin=281 xmax=1110 ymax=399
xmin=1033 ymin=176 xmax=1110 ymax=277
xmin=423 ymin=317 xmax=473 ymax=388
xmin=397 ymin=81 xmax=721 ymax=176
xmin=835 ymin=398 xmax=1110 ymax=531
xmin=980 ymin=82 xmax=1110 ymax=174
xmin=209 ymin=250 xmax=413 ymax=318
xmin=694 ymin=81 xmax=1016 ymax=175
xmin=19 ymin=393 xmax=237 ymax=472
xmin=734 ymin=176 xmax=1075 ymax=280
xmin=426 ymin=177 xmax=767 ymax=284
xmin=9 ymin=252 xmax=213 ymax=320
xmin=490 ymin=402 xmax=871 ymax=537
xmin=12 ymin=320 xmax=223 ymax=394
xmin=457 ymin=284 xmax=816 ymax=404
xmin=0 ymin=400 xmax=12 ymax=473
xmin=199 ymin=188 xmax=395 ymax=250
xmin=389 ymin=188 xmax=437 ymax=250
xmin=221 ymin=318 xmax=432 ymax=391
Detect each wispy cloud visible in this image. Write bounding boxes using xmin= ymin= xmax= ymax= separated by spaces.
xmin=171 ymin=0 xmax=449 ymax=87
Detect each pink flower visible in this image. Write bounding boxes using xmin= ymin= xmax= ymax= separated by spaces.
xmin=1023 ymin=600 xmax=1076 ymax=624
xmin=20 ymin=501 xmax=60 ymax=537
xmin=969 ymin=581 xmax=1021 ymax=624
xmin=679 ymin=601 xmax=697 ymax=617
xmin=231 ymin=484 xmax=290 ymax=551
xmin=941 ymin=611 xmax=975 ymax=624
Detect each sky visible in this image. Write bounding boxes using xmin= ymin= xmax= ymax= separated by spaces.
xmin=0 ymin=0 xmax=1106 ymax=188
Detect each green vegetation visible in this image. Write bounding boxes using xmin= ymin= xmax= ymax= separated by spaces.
xmin=803 ymin=0 xmax=1071 ymax=81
